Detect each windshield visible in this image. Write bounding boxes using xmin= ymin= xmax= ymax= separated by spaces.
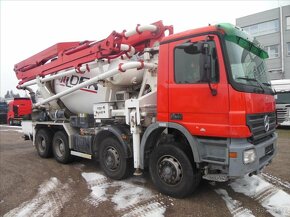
xmin=276 ymin=92 xmax=290 ymax=104
xmin=225 ymin=40 xmax=271 ymax=90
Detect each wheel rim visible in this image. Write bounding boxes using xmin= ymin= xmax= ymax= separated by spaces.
xmin=38 ymin=136 xmax=46 ymax=152
xmin=157 ymin=155 xmax=183 ymax=185
xmin=103 ymin=146 xmax=120 ymax=171
xmin=55 ymin=138 xmax=65 ymax=157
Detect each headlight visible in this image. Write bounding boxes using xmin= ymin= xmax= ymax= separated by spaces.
xmin=243 ymin=149 xmax=256 ymax=164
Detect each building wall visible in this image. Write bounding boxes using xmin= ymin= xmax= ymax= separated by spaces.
xmin=282 ymin=6 xmax=290 ymax=79
xmin=236 ymin=5 xmax=290 ymax=80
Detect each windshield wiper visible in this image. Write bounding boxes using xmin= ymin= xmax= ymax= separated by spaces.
xmin=262 ymin=82 xmax=271 ymax=87
xmin=235 ymin=77 xmax=265 ymax=93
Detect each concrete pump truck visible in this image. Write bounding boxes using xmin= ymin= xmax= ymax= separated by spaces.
xmin=15 ymin=21 xmax=277 ymax=198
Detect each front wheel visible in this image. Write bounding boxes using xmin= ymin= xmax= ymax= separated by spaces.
xmin=149 ymin=144 xmax=201 ymax=198
xmin=52 ymin=131 xmax=73 ymax=164
xmin=99 ymin=137 xmax=132 ymax=180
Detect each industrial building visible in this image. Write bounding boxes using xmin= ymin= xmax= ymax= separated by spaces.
xmin=236 ymin=5 xmax=290 ymax=80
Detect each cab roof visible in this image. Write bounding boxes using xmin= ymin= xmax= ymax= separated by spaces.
xmin=160 ymin=23 xmax=268 ymax=59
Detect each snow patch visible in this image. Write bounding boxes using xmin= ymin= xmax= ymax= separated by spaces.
xmin=122 ymin=201 xmax=166 ymax=217
xmin=264 ymin=190 xmax=290 ymax=217
xmin=82 ymin=172 xmax=107 ymax=184
xmin=111 ymin=182 xmax=153 ymax=210
xmin=0 ymin=125 xmax=22 ymax=129
xmin=215 ymin=188 xmax=255 ymax=217
xmin=82 ymin=172 xmax=168 ymax=217
xmin=4 ymin=177 xmax=73 ymax=217
xmin=230 ymin=175 xmax=290 ymax=217
xmin=230 ymin=175 xmax=271 ymax=197
xmin=81 ymin=172 xmax=108 ymax=206
xmin=262 ymin=173 xmax=290 ymax=190
xmin=0 ymin=129 xmax=23 ymax=133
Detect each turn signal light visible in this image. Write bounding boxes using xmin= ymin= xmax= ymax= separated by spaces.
xmin=229 ymin=152 xmax=238 ymax=158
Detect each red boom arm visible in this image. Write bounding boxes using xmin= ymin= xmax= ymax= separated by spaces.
xmin=15 ymin=21 xmax=173 ymax=86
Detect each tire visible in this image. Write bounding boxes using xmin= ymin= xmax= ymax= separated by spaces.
xmin=35 ymin=128 xmax=53 ymax=158
xmin=149 ymin=144 xmax=201 ymax=198
xmin=99 ymin=137 xmax=132 ymax=180
xmin=52 ymin=131 xmax=73 ymax=164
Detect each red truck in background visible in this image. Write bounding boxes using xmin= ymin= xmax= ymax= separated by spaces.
xmin=7 ymin=98 xmax=32 ymax=125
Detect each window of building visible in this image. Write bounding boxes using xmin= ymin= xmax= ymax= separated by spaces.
xmin=287 ymin=43 xmax=290 ymax=56
xmin=264 ymin=45 xmax=279 ymax=59
xmin=287 ymin=17 xmax=290 ymax=30
xmin=174 ymin=41 xmax=219 ymax=84
xmin=243 ymin=19 xmax=279 ymax=37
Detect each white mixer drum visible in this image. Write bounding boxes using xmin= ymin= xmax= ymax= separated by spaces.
xmin=54 ymin=69 xmax=111 ymax=114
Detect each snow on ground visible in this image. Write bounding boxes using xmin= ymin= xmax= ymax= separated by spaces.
xmin=3 ymin=177 xmax=73 ymax=217
xmin=0 ymin=125 xmax=22 ymax=129
xmin=215 ymin=189 xmax=255 ymax=217
xmin=0 ymin=129 xmax=23 ymax=133
xmin=262 ymin=173 xmax=290 ymax=190
xmin=111 ymin=181 xmax=153 ymax=211
xmin=230 ymin=175 xmax=290 ymax=217
xmin=81 ymin=173 xmax=109 ymax=206
xmin=121 ymin=201 xmax=166 ymax=217
xmin=0 ymin=125 xmax=22 ymax=133
xmin=82 ymin=172 xmax=168 ymax=217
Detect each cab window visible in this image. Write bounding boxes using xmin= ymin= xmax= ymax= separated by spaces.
xmin=174 ymin=41 xmax=219 ymax=84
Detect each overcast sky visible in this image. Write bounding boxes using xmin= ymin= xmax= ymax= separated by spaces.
xmin=1 ymin=0 xmax=289 ymax=97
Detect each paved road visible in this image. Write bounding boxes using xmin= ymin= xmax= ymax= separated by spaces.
xmin=0 ymin=125 xmax=289 ymax=217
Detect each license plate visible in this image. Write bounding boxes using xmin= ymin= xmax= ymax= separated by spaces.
xmin=265 ymin=144 xmax=274 ymax=155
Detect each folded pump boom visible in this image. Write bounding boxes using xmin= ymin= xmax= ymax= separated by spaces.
xmin=15 ymin=21 xmax=173 ymax=87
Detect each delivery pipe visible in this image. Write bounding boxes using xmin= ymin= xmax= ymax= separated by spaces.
xmin=34 ymin=61 xmax=156 ymax=107
xmin=19 ymin=61 xmax=97 ymax=88
xmin=124 ymin=24 xmax=158 ymax=37
xmin=89 ymin=24 xmax=158 ymax=46
xmin=120 ymin=44 xmax=135 ymax=59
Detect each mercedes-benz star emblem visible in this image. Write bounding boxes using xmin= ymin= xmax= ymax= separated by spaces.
xmin=264 ymin=115 xmax=270 ymax=132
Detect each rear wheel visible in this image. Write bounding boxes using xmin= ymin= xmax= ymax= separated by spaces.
xmin=35 ymin=128 xmax=53 ymax=158
xmin=99 ymin=137 xmax=132 ymax=180
xmin=52 ymin=131 xmax=73 ymax=164
xmin=149 ymin=144 xmax=201 ymax=198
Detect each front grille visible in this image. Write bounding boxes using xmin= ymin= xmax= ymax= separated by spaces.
xmin=246 ymin=112 xmax=276 ymax=144
xmin=276 ymin=108 xmax=287 ymax=124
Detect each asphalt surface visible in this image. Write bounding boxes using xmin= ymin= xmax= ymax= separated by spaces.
xmin=0 ymin=125 xmax=289 ymax=217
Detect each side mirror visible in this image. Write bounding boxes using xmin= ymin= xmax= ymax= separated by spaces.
xmin=201 ymin=43 xmax=217 ymax=96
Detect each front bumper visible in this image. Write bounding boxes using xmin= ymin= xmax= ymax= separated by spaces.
xmin=228 ymin=132 xmax=277 ymax=178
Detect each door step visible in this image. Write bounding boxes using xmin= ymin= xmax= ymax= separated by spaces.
xmin=203 ymin=174 xmax=228 ymax=182
xmin=71 ymin=151 xmax=92 ymax=159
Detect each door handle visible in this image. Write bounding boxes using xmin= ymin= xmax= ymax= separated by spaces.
xmin=170 ymin=113 xmax=183 ymax=120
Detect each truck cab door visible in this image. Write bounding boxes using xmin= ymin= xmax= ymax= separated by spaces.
xmin=168 ymin=34 xmax=230 ymax=137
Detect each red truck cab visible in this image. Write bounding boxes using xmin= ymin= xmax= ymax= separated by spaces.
xmin=156 ymin=23 xmax=276 ymax=180
xmin=7 ymin=98 xmax=32 ymax=125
